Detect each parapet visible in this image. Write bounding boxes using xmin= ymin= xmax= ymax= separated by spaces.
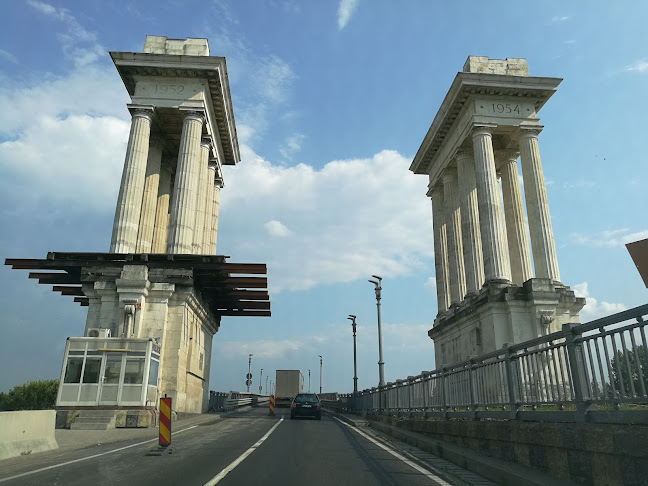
xmin=462 ymin=56 xmax=529 ymax=76
xmin=142 ymin=35 xmax=210 ymax=56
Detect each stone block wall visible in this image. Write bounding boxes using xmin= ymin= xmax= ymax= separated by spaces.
xmin=369 ymin=415 xmax=648 ymax=485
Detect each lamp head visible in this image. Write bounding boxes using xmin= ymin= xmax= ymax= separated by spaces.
xmin=371 ymin=275 xmax=382 ymax=281
xmin=368 ymin=279 xmax=378 ymax=285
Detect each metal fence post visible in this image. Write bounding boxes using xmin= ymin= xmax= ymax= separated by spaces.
xmin=441 ymin=365 xmax=449 ymax=419
xmin=502 ymin=344 xmax=518 ymax=419
xmin=468 ymin=357 xmax=477 ymax=420
xmin=564 ymin=323 xmax=590 ymax=422
xmin=407 ymin=376 xmax=414 ymax=417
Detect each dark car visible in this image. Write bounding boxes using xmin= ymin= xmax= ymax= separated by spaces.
xmin=290 ymin=393 xmax=321 ymax=420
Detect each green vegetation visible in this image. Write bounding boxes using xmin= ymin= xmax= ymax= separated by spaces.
xmin=0 ymin=380 xmax=59 ymax=411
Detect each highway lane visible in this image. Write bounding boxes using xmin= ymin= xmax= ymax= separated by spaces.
xmin=0 ymin=409 xmax=459 ymax=486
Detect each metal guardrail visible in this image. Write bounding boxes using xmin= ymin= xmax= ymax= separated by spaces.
xmin=208 ymin=391 xmax=270 ymax=412
xmin=345 ymin=303 xmax=648 ymax=423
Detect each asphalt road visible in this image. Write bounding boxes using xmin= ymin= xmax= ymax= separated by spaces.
xmin=0 ymin=409 xmax=460 ymax=486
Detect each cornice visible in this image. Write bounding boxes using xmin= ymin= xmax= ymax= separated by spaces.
xmin=410 ymin=71 xmax=561 ymax=176
xmin=110 ymin=51 xmax=240 ymax=167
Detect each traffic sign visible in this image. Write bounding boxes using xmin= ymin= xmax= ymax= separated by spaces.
xmin=246 ymin=379 xmax=252 ymax=386
xmin=246 ymin=373 xmax=253 ymax=379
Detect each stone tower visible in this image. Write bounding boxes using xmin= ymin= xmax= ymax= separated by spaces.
xmin=410 ymin=57 xmax=584 ymax=367
xmin=6 ymin=37 xmax=270 ymax=419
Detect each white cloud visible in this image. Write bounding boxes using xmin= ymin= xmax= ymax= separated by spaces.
xmin=424 ymin=277 xmax=436 ymax=292
xmin=279 ymin=133 xmax=305 ymax=161
xmin=27 ymin=0 xmax=104 ymax=67
xmin=573 ymin=282 xmax=626 ymax=322
xmin=626 ymin=59 xmax=648 ymax=73
xmin=570 ymin=228 xmax=648 ymax=248
xmin=0 ymin=114 xmax=128 ymax=211
xmin=264 ymin=220 xmax=292 ymax=237
xmin=0 ymin=49 xmax=18 ymax=64
xmin=220 ymin=147 xmax=433 ymax=292
xmin=338 ymin=0 xmax=360 ymax=30
xmin=214 ymin=339 xmax=304 ymax=359
xmin=551 ymin=15 xmax=570 ymax=22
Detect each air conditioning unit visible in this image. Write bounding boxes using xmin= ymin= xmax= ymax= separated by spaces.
xmin=87 ymin=328 xmax=111 ymax=338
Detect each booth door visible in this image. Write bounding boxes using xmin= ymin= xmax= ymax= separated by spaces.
xmin=98 ymin=353 xmax=123 ymax=405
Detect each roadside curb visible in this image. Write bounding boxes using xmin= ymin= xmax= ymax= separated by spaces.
xmin=324 ymin=409 xmax=576 ymax=486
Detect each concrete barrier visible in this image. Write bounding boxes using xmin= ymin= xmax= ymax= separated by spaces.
xmin=0 ymin=410 xmax=58 ymax=461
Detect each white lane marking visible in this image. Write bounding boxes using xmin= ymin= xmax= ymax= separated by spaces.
xmin=203 ymin=418 xmax=284 ymax=486
xmin=334 ymin=417 xmax=452 ymax=486
xmin=0 ymin=425 xmax=198 ymax=484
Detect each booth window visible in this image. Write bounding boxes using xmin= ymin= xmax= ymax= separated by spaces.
xmin=148 ymin=359 xmax=159 ymax=386
xmin=82 ymin=358 xmax=101 ymax=383
xmin=64 ymin=358 xmax=83 ymax=383
xmin=124 ymin=358 xmax=145 ymax=384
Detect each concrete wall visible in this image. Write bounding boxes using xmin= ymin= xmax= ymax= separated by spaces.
xmin=0 ymin=410 xmax=58 ymax=461
xmin=369 ymin=415 xmax=648 ymax=485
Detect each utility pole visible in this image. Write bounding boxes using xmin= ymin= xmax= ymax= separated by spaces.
xmin=318 ymin=355 xmax=323 ymax=394
xmin=308 ymin=369 xmax=311 ymax=392
xmin=259 ymin=368 xmax=263 ymax=394
xmin=247 ymin=354 xmax=253 ymax=392
xmin=348 ymin=315 xmax=358 ymax=411
xmin=368 ymin=276 xmax=385 ymax=387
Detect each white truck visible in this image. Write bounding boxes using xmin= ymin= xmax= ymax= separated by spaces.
xmin=275 ymin=370 xmax=304 ymax=407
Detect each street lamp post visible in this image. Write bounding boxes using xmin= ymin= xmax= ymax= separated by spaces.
xmin=266 ymin=375 xmax=269 ymax=395
xmin=259 ymin=368 xmax=263 ymax=394
xmin=308 ymin=369 xmax=311 ymax=392
xmin=247 ymin=354 xmax=253 ymax=392
xmin=347 ymin=315 xmax=358 ymax=411
xmin=368 ymin=276 xmax=384 ymax=386
xmin=318 ymin=355 xmax=323 ymax=395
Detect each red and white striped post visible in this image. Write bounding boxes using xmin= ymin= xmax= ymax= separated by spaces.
xmin=159 ymin=396 xmax=172 ymax=447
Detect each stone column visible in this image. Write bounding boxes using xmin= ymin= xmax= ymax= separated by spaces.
xmin=110 ymin=106 xmax=154 ymax=253
xmin=471 ymin=125 xmax=511 ymax=283
xmin=455 ymin=149 xmax=484 ymax=294
xmin=430 ymin=185 xmax=450 ymax=313
xmin=202 ymin=159 xmax=217 ymax=254
xmin=192 ymin=139 xmax=211 ymax=254
xmin=498 ymin=151 xmax=533 ymax=285
xmin=135 ymin=135 xmax=163 ymax=253
xmin=167 ymin=110 xmax=204 ymax=254
xmin=442 ymin=168 xmax=466 ymax=303
xmin=151 ymin=163 xmax=172 ymax=253
xmin=210 ymin=178 xmax=223 ymax=254
xmin=518 ymin=126 xmax=561 ymax=282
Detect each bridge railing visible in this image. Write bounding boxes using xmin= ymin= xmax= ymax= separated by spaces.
xmin=208 ymin=391 xmax=270 ymax=412
xmin=348 ymin=303 xmax=648 ymax=424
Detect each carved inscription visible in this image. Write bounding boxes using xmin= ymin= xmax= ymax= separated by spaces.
xmin=135 ymin=79 xmax=204 ymax=100
xmin=475 ymin=99 xmax=536 ymax=118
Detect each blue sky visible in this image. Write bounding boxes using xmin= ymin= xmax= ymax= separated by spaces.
xmin=1 ymin=0 xmax=647 ymax=394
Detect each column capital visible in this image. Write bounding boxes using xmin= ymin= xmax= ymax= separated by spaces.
xmin=427 ymin=183 xmax=443 ymax=199
xmin=471 ymin=123 xmax=497 ymax=137
xmin=441 ymin=167 xmax=458 ymax=184
xmin=200 ymin=136 xmax=212 ymax=150
xmin=454 ymin=148 xmax=473 ymax=162
xmin=127 ymin=104 xmax=155 ymax=121
xmin=214 ymin=177 xmax=224 ymax=189
xmin=518 ymin=125 xmax=544 ymax=139
xmin=495 ymin=150 xmax=520 ymax=165
xmin=207 ymin=159 xmax=218 ymax=171
xmin=179 ymin=107 xmax=205 ymax=124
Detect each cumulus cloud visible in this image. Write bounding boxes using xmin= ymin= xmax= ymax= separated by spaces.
xmin=573 ymin=282 xmax=626 ymax=322
xmin=264 ymin=220 xmax=292 ymax=237
xmin=570 ymin=229 xmax=648 ymax=248
xmin=338 ymin=0 xmax=360 ymax=30
xmin=219 ymin=147 xmax=433 ymax=292
xmin=626 ymin=59 xmax=648 ymax=73
xmin=424 ymin=277 xmax=436 ymax=292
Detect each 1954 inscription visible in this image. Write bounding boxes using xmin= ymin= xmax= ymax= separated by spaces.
xmin=476 ymin=99 xmax=535 ymax=118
